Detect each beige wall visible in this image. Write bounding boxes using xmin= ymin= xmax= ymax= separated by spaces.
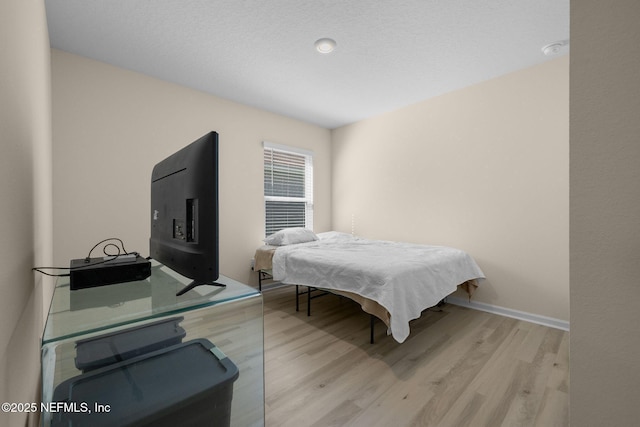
xmin=51 ymin=49 xmax=332 ymax=285
xmin=332 ymin=57 xmax=569 ymax=322
xmin=570 ymin=0 xmax=640 ymax=424
xmin=0 ymin=1 xmax=53 ymax=426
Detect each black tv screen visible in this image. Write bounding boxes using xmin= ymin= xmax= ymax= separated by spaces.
xmin=149 ymin=131 xmax=222 ymax=295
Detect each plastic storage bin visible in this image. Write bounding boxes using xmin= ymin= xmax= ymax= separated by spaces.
xmin=51 ymin=338 xmax=239 ymax=427
xmin=74 ymin=316 xmax=186 ymax=372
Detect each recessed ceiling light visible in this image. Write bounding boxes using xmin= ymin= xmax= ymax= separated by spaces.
xmin=314 ymin=38 xmax=337 ymax=54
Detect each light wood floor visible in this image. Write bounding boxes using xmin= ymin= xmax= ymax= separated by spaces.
xmin=263 ymin=285 xmax=569 ymax=427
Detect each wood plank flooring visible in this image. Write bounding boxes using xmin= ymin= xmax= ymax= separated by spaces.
xmin=263 ymin=285 xmax=569 ymax=427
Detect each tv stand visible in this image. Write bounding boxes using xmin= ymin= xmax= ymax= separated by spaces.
xmin=41 ymin=259 xmax=263 ymax=427
xmin=176 ymin=281 xmax=226 ymax=296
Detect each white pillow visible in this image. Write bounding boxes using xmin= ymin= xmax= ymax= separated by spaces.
xmin=264 ymin=228 xmax=319 ymax=246
xmin=317 ymin=231 xmax=354 ymax=241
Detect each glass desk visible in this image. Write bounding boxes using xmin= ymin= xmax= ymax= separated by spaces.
xmin=42 ymin=261 xmax=264 ymax=426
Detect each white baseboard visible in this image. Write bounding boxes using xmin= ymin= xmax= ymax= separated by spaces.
xmin=446 ymin=296 xmax=570 ymax=331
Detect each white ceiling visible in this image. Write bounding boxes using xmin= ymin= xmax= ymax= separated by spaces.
xmin=45 ymin=0 xmax=569 ymax=129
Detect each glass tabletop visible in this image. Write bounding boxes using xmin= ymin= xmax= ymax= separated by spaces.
xmin=43 ymin=260 xmax=260 ymax=344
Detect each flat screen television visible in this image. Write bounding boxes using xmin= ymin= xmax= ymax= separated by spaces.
xmin=149 ymin=131 xmax=222 ymax=296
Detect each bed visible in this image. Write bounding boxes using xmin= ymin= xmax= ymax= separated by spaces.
xmin=255 ymin=229 xmax=485 ymax=343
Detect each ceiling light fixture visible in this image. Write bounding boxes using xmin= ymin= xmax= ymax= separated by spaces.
xmin=314 ymin=38 xmax=337 ymax=54
xmin=542 ymin=40 xmax=569 ymax=56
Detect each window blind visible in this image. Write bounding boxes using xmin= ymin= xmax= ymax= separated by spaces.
xmin=263 ymin=142 xmax=313 ymax=237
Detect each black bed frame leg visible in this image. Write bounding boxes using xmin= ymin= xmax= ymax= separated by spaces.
xmin=370 ymin=315 xmax=375 ymax=344
xmin=294 ymin=285 xmax=377 ymax=343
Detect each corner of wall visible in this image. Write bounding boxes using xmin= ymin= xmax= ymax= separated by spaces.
xmin=0 ymin=1 xmax=53 ymax=426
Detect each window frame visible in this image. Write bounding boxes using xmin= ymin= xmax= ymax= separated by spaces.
xmin=263 ymin=141 xmax=314 ymax=237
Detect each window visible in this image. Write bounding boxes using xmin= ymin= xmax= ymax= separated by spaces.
xmin=263 ymin=142 xmax=313 ymax=237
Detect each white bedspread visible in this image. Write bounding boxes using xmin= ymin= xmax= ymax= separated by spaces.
xmin=272 ymin=233 xmax=485 ymax=343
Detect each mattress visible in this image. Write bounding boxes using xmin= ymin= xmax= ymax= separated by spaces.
xmin=258 ymin=232 xmax=485 ymax=343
